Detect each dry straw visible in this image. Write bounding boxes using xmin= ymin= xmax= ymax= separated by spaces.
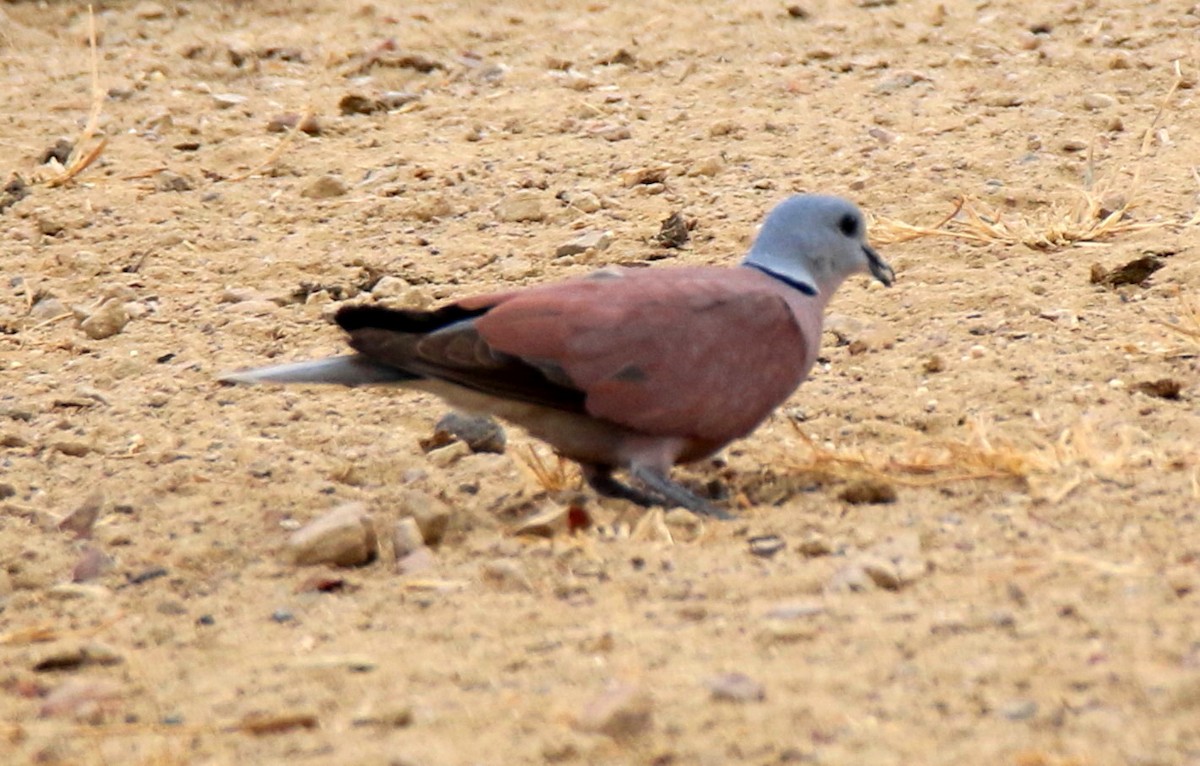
xmin=870 ymin=62 xmax=1198 ymax=251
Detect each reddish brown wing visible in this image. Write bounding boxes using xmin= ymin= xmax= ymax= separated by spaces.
xmin=474 ymin=269 xmax=810 ymax=442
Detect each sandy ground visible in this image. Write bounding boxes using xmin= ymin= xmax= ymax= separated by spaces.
xmin=2 ymin=0 xmax=1199 ymax=764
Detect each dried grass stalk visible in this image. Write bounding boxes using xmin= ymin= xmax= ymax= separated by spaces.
xmin=871 ymin=62 xmax=1196 ymax=251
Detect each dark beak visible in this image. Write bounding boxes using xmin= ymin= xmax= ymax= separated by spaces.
xmin=864 ymin=244 xmax=894 ymax=286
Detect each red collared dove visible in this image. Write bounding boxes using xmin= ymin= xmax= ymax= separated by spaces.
xmin=222 ymin=195 xmax=894 ymax=518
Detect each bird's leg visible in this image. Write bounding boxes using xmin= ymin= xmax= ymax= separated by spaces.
xmin=580 ymin=463 xmax=661 ymax=507
xmin=627 ymin=465 xmax=733 ymax=520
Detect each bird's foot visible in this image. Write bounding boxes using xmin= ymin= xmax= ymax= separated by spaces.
xmin=627 ymin=465 xmax=733 ymax=520
xmin=581 ymin=464 xmax=662 ymax=507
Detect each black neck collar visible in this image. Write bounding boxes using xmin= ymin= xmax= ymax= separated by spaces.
xmin=744 ymin=263 xmax=818 ymax=296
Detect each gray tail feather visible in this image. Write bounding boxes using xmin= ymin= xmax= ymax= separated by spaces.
xmin=218 ymin=354 xmax=416 ymax=386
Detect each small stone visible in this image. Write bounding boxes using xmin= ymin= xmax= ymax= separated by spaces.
xmin=514 ymin=503 xmax=570 ymax=537
xmin=923 ymin=354 xmax=946 ymax=373
xmin=1132 ymin=379 xmax=1183 ymax=401
xmin=838 ymin=480 xmax=897 ymax=505
xmin=858 ymin=555 xmax=902 ymax=590
xmin=826 ymin=564 xmax=874 ymax=593
xmin=79 ymin=298 xmax=129 ymax=340
xmin=429 ymin=412 xmax=507 ymax=454
xmin=339 ymin=93 xmax=382 ymax=115
xmin=426 ymin=440 xmax=471 ymax=468
xmin=155 ymin=171 xmax=193 ymax=192
xmin=984 ymin=92 xmax=1023 ymax=107
xmin=380 ymin=91 xmax=420 ymax=110
xmin=33 ymin=641 xmax=124 ymax=672
xmin=496 ymin=190 xmax=547 ymax=222
xmin=212 ymin=92 xmax=248 ymax=109
xmin=391 ymin=517 xmax=425 ymax=559
xmin=555 ymin=230 xmax=613 ymax=258
xmin=352 ymin=704 xmax=414 ymax=728
xmin=58 ymin=491 xmax=104 ymax=539
xmin=1061 ymin=138 xmax=1089 ymax=153
xmin=396 ymin=546 xmax=435 ymax=574
xmin=70 ymin=546 xmax=112 ymax=583
xmin=271 ymin=609 xmax=295 ymax=623
xmin=51 ymin=440 xmax=93 ymax=457
xmin=591 ymin=124 xmax=631 ymax=142
xmin=1082 ymin=93 xmax=1116 ymax=111
xmin=653 ymin=211 xmax=690 ymax=249
xmin=688 ymin=155 xmax=724 ymax=177
xmin=480 ymin=559 xmax=533 ymax=592
xmin=369 ymin=275 xmax=412 ymax=300
xmin=566 ymin=191 xmax=602 ymax=213
xmin=786 ymin=5 xmax=810 ymax=19
xmin=267 ymin=113 xmax=322 ymax=135
xmin=133 ymin=1 xmax=167 ymax=20
xmin=0 ymin=483 xmax=14 ymax=499
xmin=301 ymin=175 xmax=348 ymax=199
xmin=705 ymin=672 xmax=765 ymax=703
xmin=286 ymin=503 xmax=378 ymax=567
xmin=575 ymin=682 xmax=653 ymax=740
xmin=392 ymin=489 xmax=452 ymax=545
xmin=796 ymin=533 xmax=832 ymax=557
xmin=30 ymin=296 xmax=68 ymax=321
xmin=748 ymin=535 xmax=786 ymax=558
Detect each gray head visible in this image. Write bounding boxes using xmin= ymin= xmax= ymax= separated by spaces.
xmin=742 ymin=195 xmax=894 ymax=297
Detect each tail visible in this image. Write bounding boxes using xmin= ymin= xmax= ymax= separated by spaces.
xmin=218 ymin=354 xmax=416 ymax=386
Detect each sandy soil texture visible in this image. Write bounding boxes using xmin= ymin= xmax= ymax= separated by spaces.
xmin=2 ymin=0 xmax=1199 ymax=764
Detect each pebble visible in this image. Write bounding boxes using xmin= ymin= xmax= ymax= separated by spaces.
xmin=1061 ymin=138 xmax=1088 ymax=153
xmin=392 ymin=489 xmax=452 ymax=545
xmin=58 ymin=490 xmax=104 ymax=538
xmin=706 ymin=672 xmax=766 ymax=703
xmin=555 ymin=230 xmax=612 ymax=258
xmin=566 ymin=191 xmax=602 ymax=213
xmin=688 ymin=156 xmax=724 ymax=177
xmin=797 ymin=533 xmax=832 ymax=557
xmin=826 ymin=563 xmax=875 ymax=593
xmin=859 ymin=555 xmax=903 ymax=590
xmin=266 ymin=113 xmax=322 ymax=135
xmin=1082 ymin=93 xmax=1116 ymax=111
xmin=70 ymin=546 xmax=113 ymax=582
xmin=133 ymin=1 xmax=167 ymax=20
xmin=575 ymin=682 xmax=653 ymax=740
xmin=431 ymin=412 xmax=507 ymax=454
xmin=212 ymin=92 xmax=248 ymax=109
xmin=748 ymin=534 xmax=786 ymax=558
xmin=513 ymin=502 xmax=570 ymax=537
xmin=271 ymin=609 xmax=295 ymax=623
xmin=391 ymin=517 xmax=425 ymax=559
xmin=30 ymin=296 xmax=68 ymax=321
xmin=155 ymin=171 xmax=193 ymax=192
xmin=495 ymin=190 xmax=547 ymax=222
xmin=480 ymin=559 xmax=533 ymax=592
xmin=286 ymin=502 xmax=378 ymax=567
xmin=301 ymin=174 xmax=349 ymax=199
xmin=79 ymin=298 xmax=129 ymax=340
xmin=396 ymin=546 xmax=436 ymax=574
xmin=426 ymin=440 xmax=470 ymax=468
xmin=51 ymin=440 xmax=93 ymax=457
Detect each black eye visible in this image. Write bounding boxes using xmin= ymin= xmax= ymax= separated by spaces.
xmin=838 ymin=213 xmax=859 ymax=237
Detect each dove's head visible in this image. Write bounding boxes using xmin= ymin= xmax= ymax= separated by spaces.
xmin=742 ymin=194 xmax=893 ymax=298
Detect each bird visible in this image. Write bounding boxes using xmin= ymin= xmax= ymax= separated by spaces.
xmin=221 ymin=194 xmax=894 ymax=519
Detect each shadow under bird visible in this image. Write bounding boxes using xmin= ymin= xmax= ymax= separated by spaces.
xmin=221 ymin=194 xmax=894 ymax=518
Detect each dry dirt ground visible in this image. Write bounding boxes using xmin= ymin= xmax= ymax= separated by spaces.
xmin=2 ymin=0 xmax=1199 ymax=764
